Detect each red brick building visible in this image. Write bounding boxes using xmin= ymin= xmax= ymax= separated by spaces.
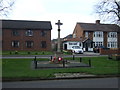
xmin=2 ymin=20 xmax=52 ymax=51
xmin=72 ymin=20 xmax=120 ymax=51
xmin=63 ymin=20 xmax=120 ymax=52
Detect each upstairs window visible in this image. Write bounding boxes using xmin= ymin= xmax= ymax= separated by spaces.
xmin=108 ymin=32 xmax=117 ymax=38
xmin=41 ymin=30 xmax=47 ymax=37
xmin=12 ymin=41 xmax=19 ymax=48
xmin=26 ymin=30 xmax=33 ymax=36
xmin=85 ymin=32 xmax=88 ymax=38
xmin=12 ymin=30 xmax=19 ymax=36
xmin=94 ymin=31 xmax=103 ymax=38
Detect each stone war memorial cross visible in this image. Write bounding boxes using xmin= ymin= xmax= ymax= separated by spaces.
xmin=55 ymin=20 xmax=63 ymax=53
xmin=49 ymin=20 xmax=63 ymax=63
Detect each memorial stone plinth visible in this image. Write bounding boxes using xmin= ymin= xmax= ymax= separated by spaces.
xmin=51 ymin=20 xmax=63 ymax=63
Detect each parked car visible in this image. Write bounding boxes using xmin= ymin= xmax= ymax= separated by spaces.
xmin=93 ymin=46 xmax=109 ymax=53
xmin=71 ymin=46 xmax=83 ymax=54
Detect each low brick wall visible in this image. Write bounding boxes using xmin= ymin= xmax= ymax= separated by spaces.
xmin=99 ymin=48 xmax=120 ymax=55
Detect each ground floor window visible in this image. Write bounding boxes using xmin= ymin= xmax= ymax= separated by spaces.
xmin=12 ymin=41 xmax=19 ymax=48
xmin=69 ymin=42 xmax=78 ymax=45
xmin=94 ymin=42 xmax=103 ymax=47
xmin=41 ymin=41 xmax=47 ymax=48
xmin=11 ymin=41 xmax=48 ymax=49
xmin=107 ymin=42 xmax=117 ymax=48
xmin=26 ymin=41 xmax=34 ymax=48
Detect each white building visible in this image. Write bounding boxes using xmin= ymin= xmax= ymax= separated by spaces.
xmin=63 ymin=38 xmax=83 ymax=50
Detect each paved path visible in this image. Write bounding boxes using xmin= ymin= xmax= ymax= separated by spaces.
xmin=2 ymin=78 xmax=119 ymax=88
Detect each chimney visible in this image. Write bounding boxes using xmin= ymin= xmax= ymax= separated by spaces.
xmin=96 ymin=20 xmax=100 ymax=24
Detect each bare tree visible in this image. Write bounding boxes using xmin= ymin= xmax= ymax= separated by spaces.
xmin=94 ymin=0 xmax=120 ymax=25
xmin=0 ymin=0 xmax=15 ymax=17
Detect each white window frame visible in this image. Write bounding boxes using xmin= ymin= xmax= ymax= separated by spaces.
xmin=69 ymin=42 xmax=78 ymax=45
xmin=12 ymin=41 xmax=19 ymax=48
xmin=26 ymin=41 xmax=34 ymax=48
xmin=107 ymin=42 xmax=117 ymax=48
xmin=108 ymin=32 xmax=117 ymax=38
xmin=85 ymin=32 xmax=88 ymax=38
xmin=94 ymin=42 xmax=103 ymax=47
xmin=94 ymin=31 xmax=103 ymax=38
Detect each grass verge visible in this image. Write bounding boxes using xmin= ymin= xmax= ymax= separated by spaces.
xmin=2 ymin=51 xmax=53 ymax=55
xmin=2 ymin=57 xmax=120 ymax=79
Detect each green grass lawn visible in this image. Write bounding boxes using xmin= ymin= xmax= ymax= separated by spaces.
xmin=2 ymin=57 xmax=120 ymax=79
xmin=0 ymin=59 xmax=2 ymax=77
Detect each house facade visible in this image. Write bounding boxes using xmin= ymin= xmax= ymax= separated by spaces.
xmin=63 ymin=20 xmax=120 ymax=52
xmin=73 ymin=20 xmax=120 ymax=51
xmin=2 ymin=20 xmax=52 ymax=51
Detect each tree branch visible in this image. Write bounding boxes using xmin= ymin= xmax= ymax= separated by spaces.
xmin=94 ymin=0 xmax=120 ymax=25
xmin=0 ymin=0 xmax=15 ymax=16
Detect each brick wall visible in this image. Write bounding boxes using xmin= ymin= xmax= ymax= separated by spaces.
xmin=99 ymin=48 xmax=120 ymax=55
xmin=103 ymin=32 xmax=107 ymax=48
xmin=73 ymin=24 xmax=83 ymax=38
xmin=2 ymin=29 xmax=51 ymax=51
xmin=88 ymin=31 xmax=93 ymax=40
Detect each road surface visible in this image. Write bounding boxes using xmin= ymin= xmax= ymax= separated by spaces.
xmin=2 ymin=78 xmax=119 ymax=88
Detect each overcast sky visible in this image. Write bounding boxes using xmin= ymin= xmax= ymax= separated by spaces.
xmin=3 ymin=0 xmax=100 ymax=39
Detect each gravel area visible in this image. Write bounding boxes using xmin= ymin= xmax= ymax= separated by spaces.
xmin=54 ymin=73 xmax=96 ymax=78
xmin=31 ymin=60 xmax=90 ymax=69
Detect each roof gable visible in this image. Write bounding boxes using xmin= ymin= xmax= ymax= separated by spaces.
xmin=63 ymin=38 xmax=83 ymax=42
xmin=1 ymin=19 xmax=52 ymax=30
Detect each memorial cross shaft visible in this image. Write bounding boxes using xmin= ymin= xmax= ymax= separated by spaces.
xmin=55 ymin=20 xmax=63 ymax=53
